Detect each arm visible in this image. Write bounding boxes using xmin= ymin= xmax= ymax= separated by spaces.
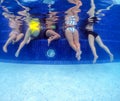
xmin=0 ymin=0 xmax=5 ymax=4
xmin=14 ymin=0 xmax=30 ymax=11
xmin=2 ymin=6 xmax=9 ymax=12
xmin=87 ymin=0 xmax=96 ymax=17
xmin=96 ymin=4 xmax=114 ymax=15
xmin=1 ymin=6 xmax=13 ymax=14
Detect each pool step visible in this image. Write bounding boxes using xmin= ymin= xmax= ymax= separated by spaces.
xmin=0 ymin=39 xmax=120 ymax=64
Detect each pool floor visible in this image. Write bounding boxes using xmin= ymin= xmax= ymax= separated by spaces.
xmin=0 ymin=62 xmax=120 ymax=101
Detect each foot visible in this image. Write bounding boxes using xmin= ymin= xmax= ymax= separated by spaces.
xmin=93 ymin=55 xmax=98 ymax=64
xmin=110 ymin=54 xmax=114 ymax=62
xmin=76 ymin=51 xmax=82 ymax=61
xmin=15 ymin=51 xmax=19 ymax=57
xmin=3 ymin=46 xmax=7 ymax=53
xmin=77 ymin=55 xmax=81 ymax=61
xmin=48 ymin=39 xmax=51 ymax=46
xmin=12 ymin=40 xmax=15 ymax=44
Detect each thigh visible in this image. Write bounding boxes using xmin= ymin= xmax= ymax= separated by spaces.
xmin=24 ymin=29 xmax=31 ymax=43
xmin=46 ymin=30 xmax=58 ymax=37
xmin=65 ymin=29 xmax=74 ymax=43
xmin=9 ymin=31 xmax=16 ymax=37
xmin=88 ymin=34 xmax=95 ymax=45
xmin=73 ymin=29 xmax=79 ymax=43
xmin=9 ymin=31 xmax=17 ymax=39
xmin=16 ymin=33 xmax=24 ymax=40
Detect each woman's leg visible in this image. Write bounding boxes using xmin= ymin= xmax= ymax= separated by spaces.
xmin=73 ymin=29 xmax=82 ymax=60
xmin=95 ymin=36 xmax=113 ymax=62
xmin=65 ymin=30 xmax=80 ymax=60
xmin=15 ymin=29 xmax=30 ymax=57
xmin=14 ymin=33 xmax=24 ymax=43
xmin=3 ymin=33 xmax=16 ymax=53
xmin=46 ymin=30 xmax=61 ymax=46
xmin=88 ymin=34 xmax=98 ymax=63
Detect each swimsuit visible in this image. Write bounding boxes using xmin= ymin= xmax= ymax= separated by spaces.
xmin=65 ymin=16 xmax=77 ymax=33
xmin=86 ymin=30 xmax=98 ymax=38
xmin=31 ymin=29 xmax=48 ymax=40
xmin=85 ymin=17 xmax=99 ymax=38
xmin=29 ymin=18 xmax=41 ymax=38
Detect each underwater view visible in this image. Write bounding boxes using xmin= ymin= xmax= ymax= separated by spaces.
xmin=0 ymin=0 xmax=120 ymax=63
xmin=0 ymin=0 xmax=120 ymax=101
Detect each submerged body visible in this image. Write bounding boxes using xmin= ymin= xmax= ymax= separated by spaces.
xmin=85 ymin=0 xmax=114 ymax=63
xmin=2 ymin=9 xmax=24 ymax=53
xmin=64 ymin=0 xmax=82 ymax=60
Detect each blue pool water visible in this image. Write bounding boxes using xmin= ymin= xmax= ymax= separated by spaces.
xmin=0 ymin=0 xmax=120 ymax=63
xmin=0 ymin=62 xmax=120 ymax=101
xmin=0 ymin=0 xmax=120 ymax=100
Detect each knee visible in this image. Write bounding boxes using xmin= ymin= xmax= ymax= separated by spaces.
xmin=11 ymin=34 xmax=17 ymax=40
xmin=21 ymin=33 xmax=24 ymax=37
xmin=74 ymin=40 xmax=80 ymax=45
xmin=57 ymin=34 xmax=61 ymax=38
xmin=89 ymin=42 xmax=95 ymax=48
xmin=89 ymin=43 xmax=96 ymax=50
xmin=99 ymin=43 xmax=105 ymax=48
xmin=68 ymin=41 xmax=75 ymax=47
